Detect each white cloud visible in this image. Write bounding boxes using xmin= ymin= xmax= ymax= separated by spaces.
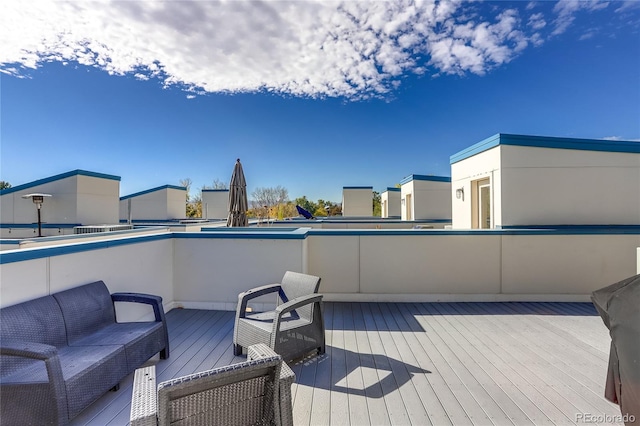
xmin=551 ymin=0 xmax=609 ymax=36
xmin=528 ymin=13 xmax=547 ymax=30
xmin=0 ymin=0 xmax=618 ymax=99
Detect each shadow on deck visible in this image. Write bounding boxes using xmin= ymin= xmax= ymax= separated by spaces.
xmin=72 ymin=301 xmax=618 ymax=426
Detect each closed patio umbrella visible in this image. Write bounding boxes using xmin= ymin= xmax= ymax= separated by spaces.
xmin=226 ymin=159 xmax=248 ymax=227
xmin=591 ymin=274 xmax=640 ymax=425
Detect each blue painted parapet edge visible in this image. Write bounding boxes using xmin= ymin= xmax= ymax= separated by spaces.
xmin=450 ymin=133 xmax=640 ymax=164
xmin=120 ymin=185 xmax=187 ymax=200
xmin=400 ymin=175 xmax=452 ymax=185
xmin=2 ymin=225 xmax=639 ymax=265
xmin=0 ymin=170 xmax=121 ymax=196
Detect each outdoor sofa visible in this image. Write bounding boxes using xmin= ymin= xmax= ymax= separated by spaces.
xmin=0 ymin=280 xmax=169 ymax=425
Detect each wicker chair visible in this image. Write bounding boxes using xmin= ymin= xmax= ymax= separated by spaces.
xmin=233 ymin=271 xmax=325 ymax=361
xmin=130 ymin=344 xmax=295 ymax=426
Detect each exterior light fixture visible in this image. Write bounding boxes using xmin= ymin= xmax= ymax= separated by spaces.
xmin=456 ymin=188 xmax=464 ymax=201
xmin=21 ymin=193 xmax=52 ymax=237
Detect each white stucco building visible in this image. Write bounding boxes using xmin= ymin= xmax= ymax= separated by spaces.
xmin=0 ymin=170 xmax=121 ymax=237
xmin=201 ymin=189 xmax=229 ymax=220
xmin=450 ymin=134 xmax=640 ymax=229
xmin=119 ymin=185 xmax=187 ymax=221
xmin=381 ymin=187 xmax=401 ymax=218
xmin=399 ymin=175 xmax=452 ymax=221
xmin=342 ymin=186 xmax=373 ymax=217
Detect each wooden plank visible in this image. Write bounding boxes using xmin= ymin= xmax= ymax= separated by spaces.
xmin=351 ymin=302 xmax=392 ymax=426
xmin=341 ymin=302 xmax=373 ymax=426
xmin=328 ymin=303 xmax=350 ymax=425
xmin=310 ymin=304 xmax=334 ymax=425
xmin=442 ymin=302 xmax=573 ymax=426
xmin=465 ymin=303 xmax=621 ymax=421
xmin=360 ymin=302 xmax=412 ymax=425
xmin=418 ymin=303 xmax=515 ymax=425
xmin=373 ymin=303 xmax=433 ymax=425
xmin=69 ymin=303 xmax=620 ymax=426
xmin=389 ymin=303 xmax=461 ymax=426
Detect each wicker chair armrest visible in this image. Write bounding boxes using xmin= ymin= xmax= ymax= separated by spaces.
xmin=274 ymin=294 xmax=323 ymax=317
xmin=247 ymin=344 xmax=295 ymax=426
xmin=236 ymin=283 xmax=282 ymax=320
xmin=247 ymin=343 xmax=295 ymax=380
xmin=272 ymin=294 xmax=323 ymax=334
xmin=0 ymin=339 xmax=58 ymax=360
xmin=130 ymin=366 xmax=158 ymax=426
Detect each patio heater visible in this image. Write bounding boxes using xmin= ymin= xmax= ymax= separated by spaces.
xmin=22 ymin=193 xmax=52 ymax=237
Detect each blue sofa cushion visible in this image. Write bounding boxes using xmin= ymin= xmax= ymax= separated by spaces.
xmin=71 ymin=322 xmax=165 ymax=372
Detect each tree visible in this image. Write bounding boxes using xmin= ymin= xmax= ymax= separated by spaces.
xmin=0 ymin=181 xmax=11 ymax=190
xmin=295 ymin=196 xmax=317 ymax=215
xmin=251 ymin=186 xmax=289 ymax=220
xmin=211 ymin=178 xmax=227 ymax=190
xmin=180 ymin=178 xmax=199 ymax=218
xmin=313 ymin=199 xmax=341 ymax=217
xmin=373 ymin=191 xmax=381 ymax=217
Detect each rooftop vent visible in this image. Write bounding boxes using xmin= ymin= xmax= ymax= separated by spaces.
xmin=74 ymin=224 xmax=134 ymax=234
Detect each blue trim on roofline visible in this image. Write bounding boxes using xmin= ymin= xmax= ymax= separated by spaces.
xmin=450 ymin=133 xmax=640 ymax=164
xmin=175 ymin=228 xmax=309 ymax=240
xmin=201 ymin=227 xmax=301 ymax=232
xmin=0 ymin=170 xmax=121 ymax=196
xmin=201 ymin=189 xmax=229 ymax=192
xmin=0 ymin=223 xmax=81 ymax=229
xmin=343 ymin=186 xmax=373 ymax=189
xmin=400 ymin=175 xmax=452 ymax=185
xmin=497 ymin=224 xmax=640 ymax=231
xmin=120 ymin=185 xmax=187 ymax=200
xmin=0 ymin=233 xmax=172 ymax=264
xmin=384 ymin=187 xmax=401 ymax=192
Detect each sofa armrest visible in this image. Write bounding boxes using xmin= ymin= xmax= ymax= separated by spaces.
xmin=0 ymin=340 xmax=70 ymax=424
xmin=111 ymin=292 xmax=164 ymax=320
xmin=130 ymin=365 xmax=158 ymax=426
xmin=112 ymin=292 xmax=169 ymax=359
xmin=1 ymin=340 xmax=58 ymax=360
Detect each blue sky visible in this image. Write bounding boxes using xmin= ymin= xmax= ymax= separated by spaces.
xmin=1 ymin=1 xmax=639 ymax=203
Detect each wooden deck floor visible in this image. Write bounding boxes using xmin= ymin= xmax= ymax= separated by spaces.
xmin=71 ymin=302 xmax=622 ymax=426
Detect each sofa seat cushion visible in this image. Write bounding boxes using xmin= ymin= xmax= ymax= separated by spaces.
xmin=71 ymin=322 xmax=165 ymax=372
xmin=2 ymin=345 xmax=127 ymax=419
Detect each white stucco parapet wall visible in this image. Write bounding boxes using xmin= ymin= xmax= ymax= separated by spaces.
xmin=399 ymin=175 xmax=452 ymax=221
xmin=381 ymin=188 xmax=401 ymax=218
xmin=450 ymin=134 xmax=640 ymax=229
xmin=119 ymin=185 xmax=187 ymax=221
xmin=2 ymin=227 xmax=639 ymax=316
